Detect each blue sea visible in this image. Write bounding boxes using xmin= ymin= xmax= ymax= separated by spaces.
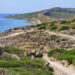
xmin=0 ymin=14 xmax=33 ymax=33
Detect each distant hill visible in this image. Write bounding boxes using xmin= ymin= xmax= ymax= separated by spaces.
xmin=0 ymin=14 xmax=14 ymax=18
xmin=6 ymin=7 xmax=75 ymax=24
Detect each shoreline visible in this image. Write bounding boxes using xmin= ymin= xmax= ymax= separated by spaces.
xmin=6 ymin=17 xmax=41 ymax=24
xmin=0 ymin=17 xmax=36 ymax=34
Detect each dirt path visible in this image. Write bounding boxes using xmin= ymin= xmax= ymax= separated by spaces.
xmin=43 ymin=54 xmax=75 ymax=75
xmin=0 ymin=32 xmax=25 ymax=39
xmin=0 ymin=29 xmax=33 ymax=40
xmin=46 ymin=31 xmax=75 ymax=40
xmin=0 ymin=30 xmax=75 ymax=40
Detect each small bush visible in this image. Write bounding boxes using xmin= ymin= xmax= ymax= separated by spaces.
xmin=59 ymin=26 xmax=69 ymax=31
xmin=30 ymin=32 xmax=36 ymax=34
xmin=48 ymin=48 xmax=65 ymax=57
xmin=0 ymin=60 xmax=23 ymax=68
xmin=61 ymin=20 xmax=70 ymax=24
xmin=72 ymin=19 xmax=75 ymax=22
xmin=57 ymin=54 xmax=75 ymax=61
xmin=56 ymin=37 xmax=61 ymax=42
xmin=3 ymin=46 xmax=22 ymax=54
xmin=37 ymin=22 xmax=48 ymax=27
xmin=72 ymin=25 xmax=75 ymax=29
xmin=72 ymin=59 xmax=75 ymax=65
xmin=42 ymin=23 xmax=48 ymax=26
xmin=33 ymin=58 xmax=45 ymax=66
xmin=50 ymin=35 xmax=57 ymax=40
xmin=64 ymin=49 xmax=75 ymax=55
xmin=1 ymin=54 xmax=11 ymax=60
xmin=38 ymin=26 xmax=46 ymax=30
xmin=50 ymin=22 xmax=55 ymax=27
xmin=37 ymin=24 xmax=42 ymax=27
xmin=50 ymin=26 xmax=57 ymax=30
xmin=45 ymin=66 xmax=54 ymax=72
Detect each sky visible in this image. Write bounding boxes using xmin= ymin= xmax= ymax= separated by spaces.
xmin=0 ymin=0 xmax=75 ymax=13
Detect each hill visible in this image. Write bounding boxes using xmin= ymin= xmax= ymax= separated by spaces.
xmin=1 ymin=18 xmax=75 ymax=51
xmin=0 ymin=18 xmax=75 ymax=74
xmin=6 ymin=7 xmax=75 ymax=24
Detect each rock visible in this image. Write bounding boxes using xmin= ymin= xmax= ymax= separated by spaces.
xmin=35 ymin=51 xmax=40 ymax=56
xmin=62 ymin=38 xmax=68 ymax=41
xmin=27 ymin=50 xmax=43 ymax=58
xmin=45 ymin=61 xmax=50 ymax=66
xmin=31 ymin=55 xmax=35 ymax=60
xmin=27 ymin=50 xmax=36 ymax=57
xmin=49 ymin=57 xmax=56 ymax=61
xmin=60 ymin=60 xmax=69 ymax=67
xmin=35 ymin=52 xmax=43 ymax=57
xmin=24 ymin=52 xmax=27 ymax=56
xmin=11 ymin=54 xmax=21 ymax=61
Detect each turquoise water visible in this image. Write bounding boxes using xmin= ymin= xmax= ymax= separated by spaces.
xmin=0 ymin=14 xmax=33 ymax=33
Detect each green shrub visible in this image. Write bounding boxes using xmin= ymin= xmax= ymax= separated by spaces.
xmin=50 ymin=35 xmax=57 ymax=40
xmin=49 ymin=22 xmax=57 ymax=30
xmin=37 ymin=22 xmax=48 ymax=27
xmin=72 ymin=59 xmax=75 ymax=65
xmin=37 ymin=24 xmax=42 ymax=27
xmin=59 ymin=26 xmax=69 ymax=31
xmin=72 ymin=25 xmax=75 ymax=29
xmin=50 ymin=26 xmax=57 ymax=30
xmin=50 ymin=22 xmax=55 ymax=27
xmin=1 ymin=54 xmax=11 ymax=60
xmin=38 ymin=26 xmax=46 ymax=30
xmin=61 ymin=20 xmax=70 ymax=24
xmin=30 ymin=32 xmax=36 ymax=34
xmin=56 ymin=37 xmax=61 ymax=42
xmin=56 ymin=49 xmax=75 ymax=65
xmin=64 ymin=49 xmax=75 ymax=55
xmin=45 ymin=66 xmax=54 ymax=72
xmin=48 ymin=48 xmax=65 ymax=57
xmin=3 ymin=46 xmax=22 ymax=54
xmin=32 ymin=58 xmax=45 ymax=68
xmin=72 ymin=19 xmax=75 ymax=22
xmin=0 ymin=60 xmax=23 ymax=68
xmin=42 ymin=23 xmax=48 ymax=26
xmin=57 ymin=54 xmax=75 ymax=61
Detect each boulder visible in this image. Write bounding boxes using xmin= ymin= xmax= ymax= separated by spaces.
xmin=35 ymin=52 xmax=43 ymax=57
xmin=27 ymin=50 xmax=43 ymax=58
xmin=11 ymin=54 xmax=21 ymax=61
xmin=27 ymin=50 xmax=36 ymax=57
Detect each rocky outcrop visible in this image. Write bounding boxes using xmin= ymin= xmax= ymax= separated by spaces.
xmin=27 ymin=50 xmax=43 ymax=58
xmin=11 ymin=54 xmax=21 ymax=61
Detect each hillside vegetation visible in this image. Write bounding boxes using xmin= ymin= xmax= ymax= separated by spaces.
xmin=6 ymin=7 xmax=75 ymax=23
xmin=37 ymin=18 xmax=75 ymax=31
xmin=0 ymin=46 xmax=54 ymax=75
xmin=48 ymin=48 xmax=75 ymax=65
